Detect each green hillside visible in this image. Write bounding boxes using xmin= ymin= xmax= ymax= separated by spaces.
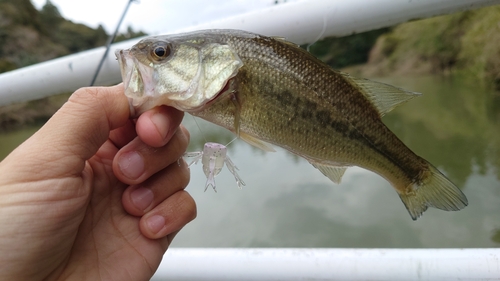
xmin=0 ymin=0 xmax=146 ymax=73
xmin=353 ymin=5 xmax=500 ymax=90
xmin=0 ymin=0 xmax=145 ymax=130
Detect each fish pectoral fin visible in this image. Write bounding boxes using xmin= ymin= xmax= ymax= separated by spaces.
xmin=398 ymin=164 xmax=468 ymax=220
xmin=239 ymin=131 xmax=276 ymax=152
xmin=341 ymin=72 xmax=421 ymax=116
xmin=311 ymin=162 xmax=348 ymax=184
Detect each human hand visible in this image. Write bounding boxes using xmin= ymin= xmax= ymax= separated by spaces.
xmin=0 ymin=85 xmax=196 ymax=281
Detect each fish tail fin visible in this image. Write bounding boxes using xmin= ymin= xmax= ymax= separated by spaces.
xmin=399 ymin=165 xmax=468 ymax=220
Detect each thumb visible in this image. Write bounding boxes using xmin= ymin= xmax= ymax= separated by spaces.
xmin=0 ymin=84 xmax=130 ymax=181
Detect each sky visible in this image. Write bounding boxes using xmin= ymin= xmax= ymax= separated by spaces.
xmin=30 ymin=0 xmax=292 ymax=35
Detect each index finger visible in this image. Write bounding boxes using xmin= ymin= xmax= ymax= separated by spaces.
xmin=135 ymin=105 xmax=184 ymax=147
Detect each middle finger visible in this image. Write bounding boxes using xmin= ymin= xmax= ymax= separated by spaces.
xmin=112 ymin=125 xmax=190 ymax=185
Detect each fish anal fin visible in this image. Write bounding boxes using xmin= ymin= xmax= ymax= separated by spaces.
xmin=239 ymin=131 xmax=276 ymax=152
xmin=311 ymin=162 xmax=348 ymax=184
xmin=342 ymin=72 xmax=421 ymax=116
xmin=398 ymin=164 xmax=468 ymax=220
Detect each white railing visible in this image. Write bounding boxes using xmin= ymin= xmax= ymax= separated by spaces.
xmin=155 ymin=248 xmax=500 ymax=280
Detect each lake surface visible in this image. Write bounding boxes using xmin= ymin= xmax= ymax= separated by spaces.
xmin=1 ymin=75 xmax=499 ymax=248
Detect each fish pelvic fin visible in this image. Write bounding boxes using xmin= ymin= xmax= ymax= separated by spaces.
xmin=311 ymin=162 xmax=348 ymax=184
xmin=239 ymin=131 xmax=276 ymax=152
xmin=399 ymin=165 xmax=468 ymax=220
xmin=342 ymin=72 xmax=421 ymax=116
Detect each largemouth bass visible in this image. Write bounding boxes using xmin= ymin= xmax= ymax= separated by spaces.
xmin=115 ymin=29 xmax=468 ymax=220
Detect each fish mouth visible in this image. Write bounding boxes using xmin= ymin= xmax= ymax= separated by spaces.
xmin=115 ymin=49 xmax=134 ymax=91
xmin=115 ymin=49 xmax=157 ymax=116
xmin=116 ymin=50 xmax=141 ymax=95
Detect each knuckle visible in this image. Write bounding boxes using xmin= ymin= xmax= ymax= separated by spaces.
xmin=71 ymin=87 xmax=100 ymax=103
xmin=180 ymin=125 xmax=190 ymax=143
xmin=176 ymin=191 xmax=197 ymax=221
xmin=179 ymin=160 xmax=191 ymax=188
xmin=166 ymin=159 xmax=190 ymax=190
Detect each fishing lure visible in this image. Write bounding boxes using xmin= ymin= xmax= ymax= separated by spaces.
xmin=184 ymin=142 xmax=245 ymax=192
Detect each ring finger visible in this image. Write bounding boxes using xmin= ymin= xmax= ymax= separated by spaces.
xmin=122 ymin=158 xmax=190 ymax=216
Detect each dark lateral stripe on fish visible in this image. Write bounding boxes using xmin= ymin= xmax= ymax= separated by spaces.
xmin=255 ymin=70 xmax=425 ymax=184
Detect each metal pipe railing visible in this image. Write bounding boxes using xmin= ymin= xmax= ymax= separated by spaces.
xmin=154 ymin=248 xmax=500 ymax=280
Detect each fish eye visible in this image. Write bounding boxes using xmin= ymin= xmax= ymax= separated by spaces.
xmin=151 ymin=44 xmax=171 ymax=60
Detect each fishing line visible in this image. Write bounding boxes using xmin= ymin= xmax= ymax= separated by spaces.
xmin=192 ymin=115 xmax=208 ymax=143
xmin=307 ymin=15 xmax=328 ymax=52
xmin=90 ymin=0 xmax=138 ymax=86
xmin=225 ymin=136 xmax=238 ymax=147
xmin=191 ymin=115 xmax=238 ymax=147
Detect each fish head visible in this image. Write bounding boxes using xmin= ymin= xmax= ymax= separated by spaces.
xmin=115 ymin=34 xmax=243 ymax=116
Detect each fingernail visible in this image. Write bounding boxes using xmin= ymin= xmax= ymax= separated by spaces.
xmin=130 ymin=187 xmax=154 ymax=211
xmin=146 ymin=215 xmax=165 ymax=234
xmin=118 ymin=151 xmax=144 ymax=179
xmin=151 ymin=111 xmax=170 ymax=141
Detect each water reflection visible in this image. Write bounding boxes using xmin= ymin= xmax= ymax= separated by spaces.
xmin=492 ymin=229 xmax=500 ymax=244
xmin=380 ymin=76 xmax=500 ymax=184
xmin=0 ymin=126 xmax=39 ymax=160
xmin=175 ymin=75 xmax=500 ymax=248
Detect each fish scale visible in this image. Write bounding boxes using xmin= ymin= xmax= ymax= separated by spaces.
xmin=116 ymin=29 xmax=468 ymax=220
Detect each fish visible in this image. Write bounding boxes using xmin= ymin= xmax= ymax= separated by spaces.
xmin=184 ymin=142 xmax=245 ymax=192
xmin=115 ymin=29 xmax=468 ymax=220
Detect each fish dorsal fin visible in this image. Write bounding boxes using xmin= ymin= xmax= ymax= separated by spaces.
xmin=311 ymin=162 xmax=348 ymax=184
xmin=272 ymin=36 xmax=300 ymax=48
xmin=341 ymin=72 xmax=421 ymax=116
xmin=239 ymin=131 xmax=276 ymax=152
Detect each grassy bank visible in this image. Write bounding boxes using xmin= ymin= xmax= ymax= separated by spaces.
xmin=0 ymin=93 xmax=70 ymax=132
xmin=350 ymin=6 xmax=500 ymax=89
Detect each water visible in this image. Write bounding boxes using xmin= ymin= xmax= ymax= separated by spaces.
xmin=1 ymin=75 xmax=499 ymax=248
xmin=0 ymin=126 xmax=40 ymax=160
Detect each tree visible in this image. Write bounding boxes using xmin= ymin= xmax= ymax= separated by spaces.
xmin=40 ymin=0 xmax=63 ymax=34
